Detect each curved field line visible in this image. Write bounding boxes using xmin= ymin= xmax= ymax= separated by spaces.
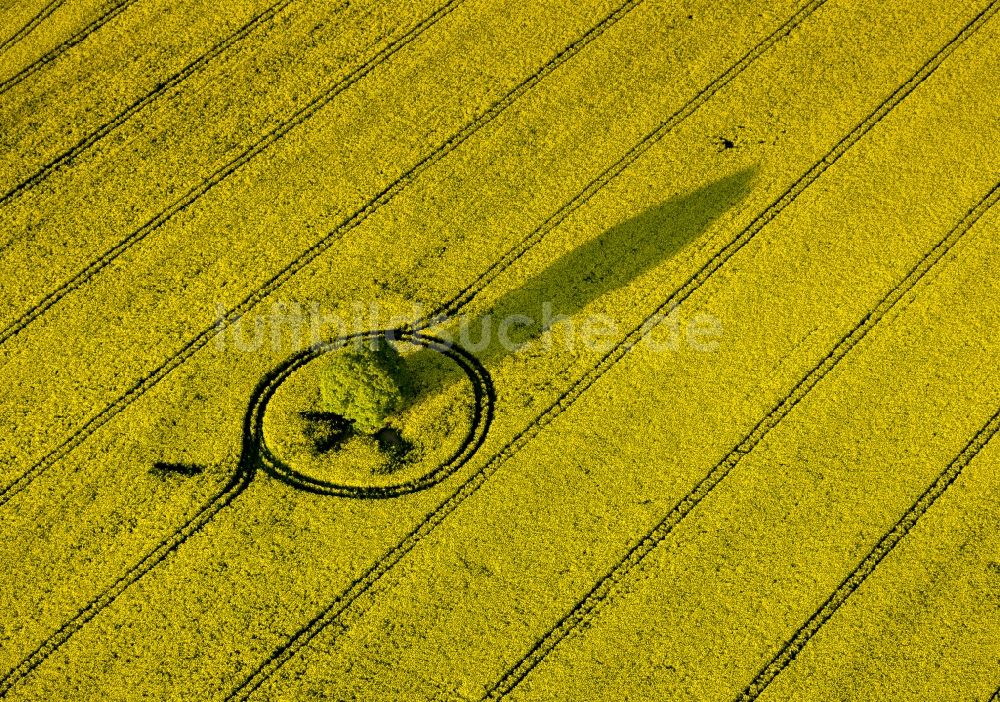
xmin=0 ymin=0 xmax=141 ymax=97
xmin=0 ymin=330 xmax=495 ymax=697
xmin=256 ymin=330 xmax=496 ymax=498
xmin=0 ymin=0 xmax=823 ymax=688
xmin=735 ymin=404 xmax=1000 ymax=700
xmin=0 ymin=0 xmax=647 ymax=692
xmin=0 ymin=0 xmax=299 ymax=208
xmin=484 ymin=176 xmax=1000 ymax=700
xmin=991 ymin=684 xmax=1000 ymax=701
xmin=0 ymin=0 xmax=66 ymax=55
xmin=0 ymin=0 xmax=462 ymax=349
xmin=0 ymin=0 xmax=645 ymax=506
xmin=227 ymin=3 xmax=998 ymax=698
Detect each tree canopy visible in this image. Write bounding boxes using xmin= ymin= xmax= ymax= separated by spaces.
xmin=317 ymin=337 xmax=414 ymax=435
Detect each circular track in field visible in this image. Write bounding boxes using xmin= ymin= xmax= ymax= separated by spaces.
xmin=253 ymin=330 xmax=493 ymax=499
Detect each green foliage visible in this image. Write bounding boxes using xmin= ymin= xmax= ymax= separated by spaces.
xmin=317 ymin=337 xmax=414 ymax=435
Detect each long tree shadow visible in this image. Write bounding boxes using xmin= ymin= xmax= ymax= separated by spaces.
xmin=301 ymin=167 xmax=756 ymax=464
xmin=407 ymin=166 xmax=757 ymax=376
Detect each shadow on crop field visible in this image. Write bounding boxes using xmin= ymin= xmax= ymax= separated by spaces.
xmin=293 ymin=167 xmax=756 ymax=475
xmin=406 ymin=165 xmax=757 ymax=377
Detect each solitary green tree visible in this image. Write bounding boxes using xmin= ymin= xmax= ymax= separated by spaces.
xmin=317 ymin=336 xmax=414 ymax=435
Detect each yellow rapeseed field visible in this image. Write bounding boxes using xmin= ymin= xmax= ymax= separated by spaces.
xmin=1 ymin=0 xmax=997 ymax=699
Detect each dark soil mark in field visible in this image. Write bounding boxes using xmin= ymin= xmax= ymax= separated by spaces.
xmin=150 ymin=461 xmax=206 ymax=478
xmin=299 ymin=411 xmax=353 ymax=453
xmin=374 ymin=426 xmax=412 ymax=461
xmin=0 ymin=0 xmax=837 ymax=691
xmin=715 ymin=135 xmax=736 ymax=151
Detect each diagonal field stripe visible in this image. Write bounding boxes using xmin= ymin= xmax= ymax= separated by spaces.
xmin=0 ymin=459 xmax=251 ymax=697
xmin=735 ymin=400 xmax=1000 ymax=701
xmin=0 ymin=0 xmax=829 ymax=696
xmin=232 ymin=2 xmax=1000 ymax=699
xmin=0 ymin=0 xmax=463 ymax=348
xmin=0 ymin=0 xmax=300 ymax=208
xmin=0 ymin=0 xmax=647 ymax=507
xmin=0 ymin=0 xmax=650 ymax=694
xmin=485 ymin=176 xmax=1000 ymax=700
xmin=423 ymin=0 xmax=832 ymax=325
xmin=0 ymin=0 xmax=141 ymax=96
xmin=0 ymin=0 xmax=66 ymax=55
